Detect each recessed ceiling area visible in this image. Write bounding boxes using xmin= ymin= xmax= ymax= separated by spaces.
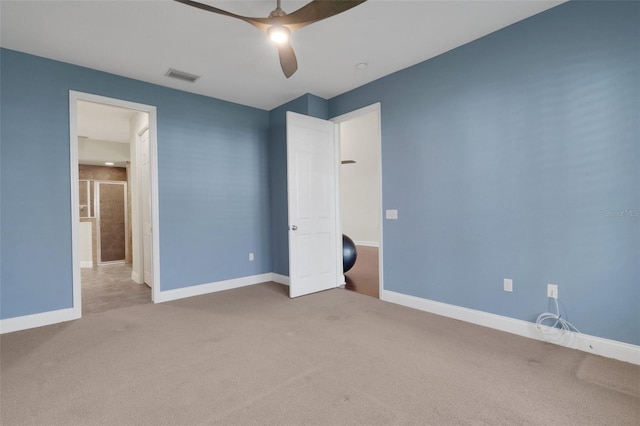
xmin=0 ymin=1 xmax=565 ymax=110
xmin=77 ymin=101 xmax=138 ymax=143
xmin=77 ymin=101 xmax=138 ymax=168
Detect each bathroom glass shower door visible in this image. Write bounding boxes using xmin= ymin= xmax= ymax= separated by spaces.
xmin=96 ymin=181 xmax=127 ymax=264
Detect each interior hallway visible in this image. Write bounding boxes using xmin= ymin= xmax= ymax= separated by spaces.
xmin=81 ymin=263 xmax=151 ymax=314
xmin=344 ymin=245 xmax=379 ymax=298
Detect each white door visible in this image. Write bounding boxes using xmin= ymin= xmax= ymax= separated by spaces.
xmin=140 ymin=129 xmax=153 ymax=288
xmin=287 ymin=112 xmax=340 ymax=298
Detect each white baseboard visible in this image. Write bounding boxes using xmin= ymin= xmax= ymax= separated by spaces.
xmin=381 ymin=290 xmax=640 ymax=366
xmin=154 ymin=273 xmax=276 ymax=303
xmin=354 ymin=240 xmax=379 ymax=247
xmin=0 ymin=273 xmax=283 ymax=333
xmin=271 ymin=273 xmax=290 ymax=286
xmin=0 ymin=308 xmax=80 ymax=335
xmin=80 ymin=261 xmax=93 ymax=268
xmin=11 ymin=279 xmax=633 ymax=365
xmin=270 ymin=274 xmax=347 ymax=288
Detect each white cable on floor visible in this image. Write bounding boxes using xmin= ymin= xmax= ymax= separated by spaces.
xmin=536 ymin=297 xmax=594 ymax=351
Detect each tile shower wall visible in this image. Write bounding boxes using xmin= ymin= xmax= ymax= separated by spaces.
xmin=79 ymin=165 xmax=127 ymax=181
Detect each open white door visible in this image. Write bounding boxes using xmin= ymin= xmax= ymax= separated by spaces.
xmin=287 ymin=112 xmax=341 ymax=298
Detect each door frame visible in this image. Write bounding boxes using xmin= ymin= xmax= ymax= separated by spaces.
xmin=69 ymin=91 xmax=161 ymax=316
xmin=137 ymin=126 xmax=153 ymax=287
xmin=331 ymin=102 xmax=384 ymax=297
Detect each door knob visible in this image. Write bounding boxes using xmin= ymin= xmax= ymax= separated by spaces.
xmin=290 ymin=225 xmax=298 ymax=231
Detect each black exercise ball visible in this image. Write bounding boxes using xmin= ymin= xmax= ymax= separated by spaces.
xmin=342 ymin=234 xmax=358 ymax=273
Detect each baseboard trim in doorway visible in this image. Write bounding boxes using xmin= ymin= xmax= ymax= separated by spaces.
xmin=80 ymin=261 xmax=93 ymax=268
xmin=382 ymin=290 xmax=640 ymax=366
xmin=0 ymin=308 xmax=80 ymax=334
xmin=354 ymin=241 xmax=379 ymax=247
xmin=154 ymin=273 xmax=279 ymax=303
xmin=271 ymin=274 xmax=290 ymax=286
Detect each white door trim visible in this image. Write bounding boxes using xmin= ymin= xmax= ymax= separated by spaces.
xmin=138 ymin=127 xmax=153 ymax=287
xmin=333 ymin=124 xmax=344 ymax=285
xmin=331 ymin=102 xmax=383 ymax=297
xmin=69 ymin=91 xmax=161 ymax=315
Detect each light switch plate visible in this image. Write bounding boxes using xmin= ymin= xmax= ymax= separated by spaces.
xmin=504 ymin=278 xmax=513 ymax=292
xmin=386 ymin=209 xmax=398 ymax=220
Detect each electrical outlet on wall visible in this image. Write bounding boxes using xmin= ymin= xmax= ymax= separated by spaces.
xmin=503 ymin=278 xmax=513 ymax=292
xmin=249 ymin=253 xmax=254 ymax=262
xmin=547 ymin=284 xmax=558 ymax=299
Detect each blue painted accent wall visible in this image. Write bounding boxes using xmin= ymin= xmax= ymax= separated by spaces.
xmin=268 ymin=94 xmax=329 ymax=276
xmin=0 ymin=48 xmax=271 ymax=319
xmin=329 ymin=1 xmax=640 ymax=345
xmin=307 ymin=94 xmax=330 ymax=121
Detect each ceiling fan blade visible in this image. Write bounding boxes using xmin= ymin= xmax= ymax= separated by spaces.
xmin=174 ymin=0 xmax=269 ymax=31
xmin=277 ymin=42 xmax=298 ymax=78
xmin=278 ymin=0 xmax=367 ymax=31
xmin=175 ymin=1 xmax=367 ymax=33
xmin=175 ymin=0 xmax=361 ymax=78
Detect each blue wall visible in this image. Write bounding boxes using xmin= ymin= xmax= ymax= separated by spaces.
xmin=2 ymin=1 xmax=638 ymax=347
xmin=0 ymin=49 xmax=271 ymax=319
xmin=268 ymin=94 xmax=328 ymax=276
xmin=329 ymin=1 xmax=639 ymax=345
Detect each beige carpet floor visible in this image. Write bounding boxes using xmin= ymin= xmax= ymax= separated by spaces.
xmin=1 ymin=282 xmax=638 ymax=425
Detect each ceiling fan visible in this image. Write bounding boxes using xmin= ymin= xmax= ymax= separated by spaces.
xmin=174 ymin=0 xmax=367 ymax=78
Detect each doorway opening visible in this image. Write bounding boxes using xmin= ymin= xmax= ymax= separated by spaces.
xmin=70 ymin=92 xmax=160 ymax=316
xmin=333 ymin=104 xmax=383 ymax=298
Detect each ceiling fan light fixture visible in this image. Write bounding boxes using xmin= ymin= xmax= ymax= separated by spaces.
xmin=174 ymin=0 xmax=368 ymax=77
xmin=268 ymin=25 xmax=290 ymax=45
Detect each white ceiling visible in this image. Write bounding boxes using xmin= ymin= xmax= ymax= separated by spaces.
xmin=77 ymin=100 xmax=138 ymax=142
xmin=77 ymin=101 xmax=137 ymax=167
xmin=1 ymin=0 xmax=564 ymax=111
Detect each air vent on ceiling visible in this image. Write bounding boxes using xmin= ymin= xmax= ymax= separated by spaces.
xmin=165 ymin=68 xmax=200 ymax=83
